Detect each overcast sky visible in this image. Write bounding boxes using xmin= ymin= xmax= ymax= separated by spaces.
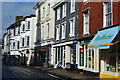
xmin=1 ymin=2 xmax=39 ymax=38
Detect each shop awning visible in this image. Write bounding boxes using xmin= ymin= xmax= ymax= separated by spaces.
xmin=88 ymin=26 xmax=120 ymax=49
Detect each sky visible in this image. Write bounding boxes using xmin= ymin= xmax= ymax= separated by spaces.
xmin=1 ymin=1 xmax=39 ymax=38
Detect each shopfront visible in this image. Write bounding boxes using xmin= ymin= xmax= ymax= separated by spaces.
xmin=88 ymin=25 xmax=120 ymax=79
xmin=78 ymin=40 xmax=99 ymax=73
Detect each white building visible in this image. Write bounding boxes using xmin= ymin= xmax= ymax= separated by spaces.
xmin=33 ymin=0 xmax=56 ymax=67
xmin=6 ymin=15 xmax=36 ymax=66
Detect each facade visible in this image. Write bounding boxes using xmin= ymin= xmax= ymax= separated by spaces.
xmin=52 ymin=0 xmax=78 ymax=68
xmin=2 ymin=33 xmax=10 ymax=64
xmin=19 ymin=15 xmax=36 ymax=66
xmin=34 ymin=0 xmax=55 ymax=67
xmin=6 ymin=15 xmax=36 ymax=66
xmin=6 ymin=16 xmax=23 ymax=65
xmin=78 ymin=0 xmax=120 ymax=78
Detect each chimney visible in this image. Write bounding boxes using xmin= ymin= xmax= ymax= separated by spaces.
xmin=16 ymin=16 xmax=23 ymax=21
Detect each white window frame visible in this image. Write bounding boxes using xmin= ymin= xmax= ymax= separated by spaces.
xmin=103 ymin=1 xmax=113 ymax=28
xmin=46 ymin=23 xmax=50 ymax=38
xmin=41 ymin=26 xmax=44 ymax=40
xmin=56 ymin=25 xmax=60 ymax=40
xmin=57 ymin=7 xmax=60 ymax=20
xmin=83 ymin=0 xmax=89 ymax=3
xmin=47 ymin=3 xmax=50 ymax=15
xmin=42 ymin=7 xmax=45 ymax=18
xmin=61 ymin=22 xmax=66 ymax=39
xmin=83 ymin=10 xmax=89 ymax=35
xmin=70 ymin=0 xmax=75 ymax=13
xmin=69 ymin=17 xmax=75 ymax=37
xmin=62 ymin=3 xmax=66 ymax=18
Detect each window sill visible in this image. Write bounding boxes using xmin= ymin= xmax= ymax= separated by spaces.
xmin=62 ymin=16 xmax=66 ymax=19
xmin=26 ymin=29 xmax=30 ymax=31
xmin=70 ymin=10 xmax=75 ymax=14
xmin=83 ymin=0 xmax=89 ymax=5
xmin=83 ymin=33 xmax=89 ymax=36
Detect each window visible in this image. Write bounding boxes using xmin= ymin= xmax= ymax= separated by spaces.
xmin=17 ymin=41 xmax=19 ymax=49
xmin=14 ymin=28 xmax=16 ymax=36
xmin=28 ymin=21 xmax=30 ymax=29
xmin=38 ymin=8 xmax=40 ymax=21
xmin=13 ymin=42 xmax=15 ymax=49
xmin=22 ymin=38 xmax=24 ymax=47
xmin=48 ymin=4 xmax=50 ymax=15
xmin=71 ymin=0 xmax=75 ymax=13
xmin=69 ymin=18 xmax=75 ymax=37
xmin=46 ymin=23 xmax=49 ymax=38
xmin=22 ymin=24 xmax=25 ymax=31
xmin=62 ymin=3 xmax=66 ymax=18
xmin=56 ymin=25 xmax=60 ymax=40
xmin=27 ymin=36 xmax=29 ymax=46
xmin=83 ymin=11 xmax=89 ymax=35
xmin=42 ymin=7 xmax=45 ymax=18
xmin=18 ymin=26 xmax=20 ymax=34
xmin=41 ymin=26 xmax=44 ymax=40
xmin=57 ymin=7 xmax=60 ymax=20
xmin=61 ymin=23 xmax=66 ymax=39
xmin=84 ymin=0 xmax=89 ymax=3
xmin=103 ymin=2 xmax=112 ymax=27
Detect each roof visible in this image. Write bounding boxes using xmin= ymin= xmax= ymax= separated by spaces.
xmin=6 ymin=14 xmax=36 ymax=30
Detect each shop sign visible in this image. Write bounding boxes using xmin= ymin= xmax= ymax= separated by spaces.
xmin=80 ymin=40 xmax=91 ymax=44
xmin=40 ymin=48 xmax=46 ymax=52
xmin=80 ymin=48 xmax=84 ymax=66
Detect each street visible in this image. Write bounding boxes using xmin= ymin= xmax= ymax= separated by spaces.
xmin=2 ymin=65 xmax=61 ymax=80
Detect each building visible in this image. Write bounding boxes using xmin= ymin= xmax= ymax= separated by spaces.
xmin=52 ymin=0 xmax=78 ymax=69
xmin=2 ymin=33 xmax=10 ymax=65
xmin=6 ymin=15 xmax=36 ymax=66
xmin=19 ymin=15 xmax=36 ymax=66
xmin=78 ymin=0 xmax=120 ymax=78
xmin=34 ymin=0 xmax=56 ymax=67
xmin=6 ymin=16 xmax=23 ymax=65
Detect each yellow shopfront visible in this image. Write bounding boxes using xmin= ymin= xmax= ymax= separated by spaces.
xmin=88 ymin=25 xmax=120 ymax=79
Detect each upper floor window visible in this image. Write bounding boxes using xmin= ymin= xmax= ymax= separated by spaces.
xmin=62 ymin=3 xmax=66 ymax=18
xmin=48 ymin=4 xmax=50 ymax=15
xmin=57 ymin=7 xmax=60 ymax=20
xmin=38 ymin=8 xmax=40 ymax=21
xmin=22 ymin=24 xmax=25 ymax=31
xmin=13 ymin=42 xmax=15 ymax=49
xmin=42 ymin=7 xmax=45 ymax=18
xmin=56 ymin=25 xmax=60 ymax=40
xmin=71 ymin=0 xmax=75 ymax=13
xmin=46 ymin=23 xmax=50 ymax=38
xmin=28 ymin=21 xmax=30 ymax=29
xmin=41 ymin=26 xmax=44 ymax=40
xmin=18 ymin=26 xmax=20 ymax=34
xmin=84 ymin=0 xmax=89 ymax=3
xmin=61 ymin=23 xmax=66 ymax=39
xmin=103 ymin=1 xmax=112 ymax=27
xmin=27 ymin=36 xmax=29 ymax=46
xmin=22 ymin=38 xmax=24 ymax=47
xmin=14 ymin=28 xmax=16 ymax=36
xmin=17 ymin=41 xmax=19 ymax=49
xmin=69 ymin=18 xmax=75 ymax=37
xmin=83 ymin=10 xmax=89 ymax=35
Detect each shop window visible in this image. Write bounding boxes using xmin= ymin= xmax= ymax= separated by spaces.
xmin=87 ymin=49 xmax=94 ymax=69
xmin=80 ymin=48 xmax=84 ymax=66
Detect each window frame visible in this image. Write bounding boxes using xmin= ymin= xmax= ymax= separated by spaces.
xmin=69 ymin=17 xmax=75 ymax=37
xmin=83 ymin=10 xmax=90 ymax=35
xmin=70 ymin=0 xmax=75 ymax=13
xmin=103 ymin=1 xmax=113 ymax=27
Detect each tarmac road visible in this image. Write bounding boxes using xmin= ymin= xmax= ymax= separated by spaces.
xmin=2 ymin=65 xmax=58 ymax=80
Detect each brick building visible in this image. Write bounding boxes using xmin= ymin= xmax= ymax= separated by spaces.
xmin=77 ymin=0 xmax=120 ymax=79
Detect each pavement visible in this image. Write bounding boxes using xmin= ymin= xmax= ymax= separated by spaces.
xmin=28 ymin=66 xmax=100 ymax=80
